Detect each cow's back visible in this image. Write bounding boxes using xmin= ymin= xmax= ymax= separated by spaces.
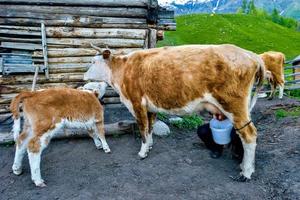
xmin=122 ymin=44 xmax=260 ymax=109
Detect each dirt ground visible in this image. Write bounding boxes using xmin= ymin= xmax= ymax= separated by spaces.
xmin=0 ymin=97 xmax=299 ymax=200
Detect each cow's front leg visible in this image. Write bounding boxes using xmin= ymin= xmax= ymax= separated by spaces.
xmin=134 ymin=105 xmax=150 ymax=159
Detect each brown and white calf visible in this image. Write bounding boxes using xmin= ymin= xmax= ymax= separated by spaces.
xmin=84 ymin=44 xmax=265 ymax=181
xmin=260 ymin=51 xmax=285 ymax=99
xmin=10 ymin=88 xmax=110 ymax=187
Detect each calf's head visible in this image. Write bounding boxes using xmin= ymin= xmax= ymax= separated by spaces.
xmin=84 ymin=44 xmax=112 ymax=82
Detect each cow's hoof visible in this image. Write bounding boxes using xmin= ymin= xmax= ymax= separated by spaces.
xmin=34 ymin=180 xmax=47 ymax=187
xmin=230 ymin=174 xmax=250 ymax=182
xmin=12 ymin=166 xmax=22 ymax=176
xmin=104 ymin=148 xmax=111 ymax=153
xmin=138 ymin=152 xmax=148 ymax=159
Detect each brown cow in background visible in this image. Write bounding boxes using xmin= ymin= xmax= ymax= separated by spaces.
xmin=260 ymin=51 xmax=285 ymax=99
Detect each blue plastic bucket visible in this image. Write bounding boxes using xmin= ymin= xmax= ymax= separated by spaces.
xmin=209 ymin=118 xmax=233 ymax=145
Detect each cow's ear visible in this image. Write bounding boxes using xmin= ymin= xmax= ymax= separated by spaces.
xmin=102 ymin=50 xmax=111 ymax=59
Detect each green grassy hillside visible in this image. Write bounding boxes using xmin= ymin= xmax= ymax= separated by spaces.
xmin=158 ymin=14 xmax=300 ymax=60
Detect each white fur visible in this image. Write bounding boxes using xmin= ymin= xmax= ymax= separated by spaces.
xmin=13 ymin=118 xmax=111 ymax=187
xmin=279 ymin=84 xmax=284 ymax=99
xmin=81 ymin=82 xmax=108 ymax=99
xmin=145 ymin=93 xmax=233 ymax=121
xmin=138 ymin=139 xmax=150 ymax=158
xmin=13 ymin=118 xmax=21 ymax=142
xmin=240 ymin=141 xmax=256 ymax=179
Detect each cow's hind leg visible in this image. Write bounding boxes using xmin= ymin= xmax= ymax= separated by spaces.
xmin=134 ymin=105 xmax=150 ymax=159
xmin=233 ymin=117 xmax=257 ymax=181
xmin=278 ymin=83 xmax=284 ymax=99
xmin=147 ymin=112 xmax=156 ymax=150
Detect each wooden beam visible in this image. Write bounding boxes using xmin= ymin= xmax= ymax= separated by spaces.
xmin=0 ymin=0 xmax=149 ymax=7
xmin=0 ymin=17 xmax=148 ymax=28
xmin=148 ymin=28 xmax=157 ymax=48
xmin=46 ymin=38 xmax=145 ymax=48
xmin=41 ymin=23 xmax=49 ymax=78
xmin=0 ymin=5 xmax=147 ymax=18
xmin=0 ymin=72 xmax=84 ymax=85
xmin=47 ymin=48 xmax=140 ymax=57
xmin=46 ymin=27 xmax=147 ymax=39
xmin=1 ymin=42 xmax=42 ymax=50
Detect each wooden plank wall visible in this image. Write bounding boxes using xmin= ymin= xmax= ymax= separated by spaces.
xmin=0 ymin=0 xmax=176 ymax=117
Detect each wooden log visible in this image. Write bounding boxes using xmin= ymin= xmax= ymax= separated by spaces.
xmin=49 ymin=56 xmax=93 ymax=63
xmin=1 ymin=42 xmax=42 ymax=50
xmin=46 ymin=38 xmax=145 ymax=48
xmin=0 ymin=0 xmax=149 ymax=7
xmin=0 ymin=52 xmax=43 ymax=58
xmin=0 ymin=82 xmax=80 ymax=94
xmin=48 ymin=63 xmax=89 ymax=73
xmin=0 ymin=25 xmax=41 ymax=31
xmin=0 ymin=26 xmax=147 ymax=39
xmin=47 ymin=48 xmax=140 ymax=57
xmin=0 ymin=36 xmax=41 ymax=43
xmin=102 ymin=97 xmax=121 ymax=104
xmin=41 ymin=23 xmax=49 ymax=78
xmin=148 ymin=28 xmax=157 ymax=48
xmin=46 ymin=27 xmax=147 ymax=39
xmin=0 ymin=120 xmax=137 ymax=144
xmin=0 ymin=28 xmax=40 ymax=36
xmin=0 ymin=5 xmax=147 ymax=18
xmin=0 ymin=72 xmax=84 ymax=85
xmin=0 ymin=17 xmax=148 ymax=29
xmin=0 ymin=104 xmax=10 ymax=114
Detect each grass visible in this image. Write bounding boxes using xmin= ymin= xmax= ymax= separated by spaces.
xmin=170 ymin=114 xmax=203 ymax=129
xmin=274 ymin=107 xmax=300 ymax=119
xmin=158 ymin=14 xmax=300 ymax=60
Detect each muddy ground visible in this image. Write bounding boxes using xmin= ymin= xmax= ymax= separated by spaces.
xmin=0 ymin=97 xmax=299 ymax=200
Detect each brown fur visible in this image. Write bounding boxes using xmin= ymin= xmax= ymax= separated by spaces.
xmin=10 ymin=88 xmax=110 ymax=186
xmin=260 ymin=51 xmax=285 ymax=98
xmin=11 ymin=88 xmax=104 ymax=152
xmin=106 ymin=45 xmax=264 ymax=143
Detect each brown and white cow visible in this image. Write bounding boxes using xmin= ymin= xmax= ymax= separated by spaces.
xmin=260 ymin=51 xmax=285 ymax=99
xmin=10 ymin=88 xmax=111 ymax=187
xmin=84 ymin=44 xmax=265 ymax=181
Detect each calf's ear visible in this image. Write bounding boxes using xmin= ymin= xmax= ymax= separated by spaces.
xmin=103 ymin=50 xmax=111 ymax=59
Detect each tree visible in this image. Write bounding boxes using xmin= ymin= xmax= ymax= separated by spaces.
xmin=248 ymin=0 xmax=257 ymax=15
xmin=241 ymin=0 xmax=247 ymax=14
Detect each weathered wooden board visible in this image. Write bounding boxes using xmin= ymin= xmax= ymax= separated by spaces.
xmin=0 ymin=17 xmax=148 ymax=28
xmin=0 ymin=72 xmax=84 ymax=85
xmin=1 ymin=42 xmax=42 ymax=50
xmin=0 ymin=120 xmax=137 ymax=144
xmin=0 ymin=26 xmax=147 ymax=39
xmin=0 ymin=0 xmax=149 ymax=7
xmin=0 ymin=82 xmax=80 ymax=94
xmin=0 ymin=5 xmax=147 ymax=18
xmin=46 ymin=38 xmax=145 ymax=48
xmin=46 ymin=48 xmax=140 ymax=57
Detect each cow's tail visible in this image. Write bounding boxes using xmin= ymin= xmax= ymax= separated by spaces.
xmin=10 ymin=91 xmax=33 ymax=141
xmin=249 ymin=57 xmax=265 ymax=112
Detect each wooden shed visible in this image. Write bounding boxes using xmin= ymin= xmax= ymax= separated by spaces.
xmin=0 ymin=0 xmax=175 ymax=141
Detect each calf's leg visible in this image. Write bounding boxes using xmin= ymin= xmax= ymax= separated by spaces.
xmin=12 ymin=127 xmax=30 ymax=175
xmin=95 ymin=121 xmax=111 ymax=153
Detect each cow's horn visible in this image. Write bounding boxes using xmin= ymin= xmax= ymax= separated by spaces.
xmin=90 ymin=43 xmax=102 ymax=53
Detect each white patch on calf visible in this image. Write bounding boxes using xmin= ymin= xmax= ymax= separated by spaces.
xmin=13 ymin=118 xmax=21 ymax=142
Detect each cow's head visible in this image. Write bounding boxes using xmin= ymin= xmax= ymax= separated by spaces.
xmin=84 ymin=44 xmax=112 ymax=82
